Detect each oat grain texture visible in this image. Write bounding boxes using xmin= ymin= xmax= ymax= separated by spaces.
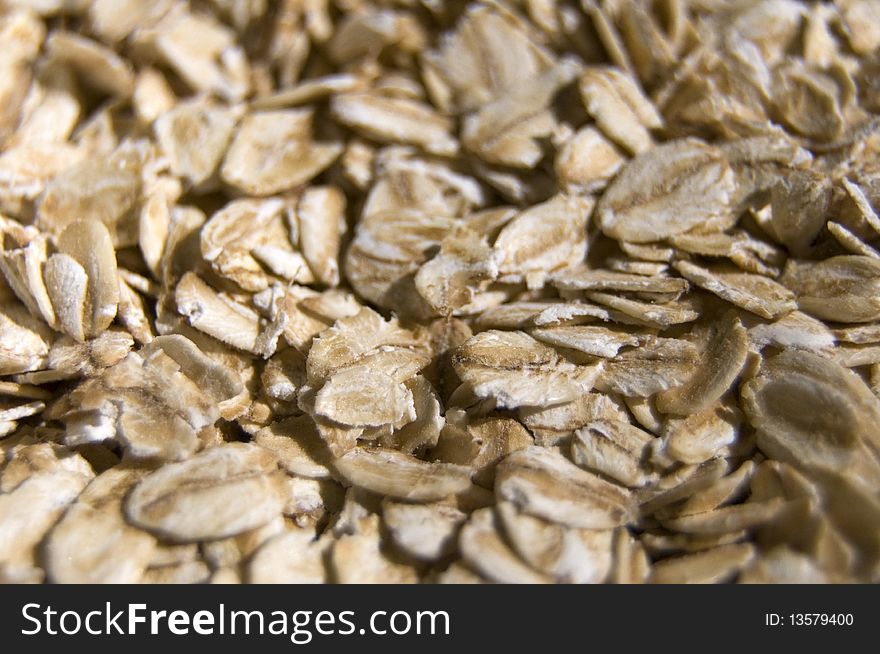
xmin=1 ymin=0 xmax=879 ymax=584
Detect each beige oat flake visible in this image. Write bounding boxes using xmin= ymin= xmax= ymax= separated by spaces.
xmin=125 ymin=443 xmax=285 ymax=542
xmin=596 ymin=139 xmax=736 ymax=243
xmin=452 ymin=330 xmax=603 ymax=408
xmin=0 ymin=0 xmax=878 ymax=585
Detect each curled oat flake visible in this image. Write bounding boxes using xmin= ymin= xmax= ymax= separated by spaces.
xmin=495 ymin=446 xmax=636 ymax=530
xmin=572 ymin=420 xmax=656 ymax=489
xmin=333 ymin=447 xmax=474 ymax=502
xmin=452 ymin=329 xmax=604 ymax=408
xmin=578 ymin=66 xmax=662 ymax=156
xmin=661 ymin=404 xmax=741 ymax=466
xmin=656 ymin=311 xmax=749 ymax=416
xmin=459 ymin=507 xmax=552 ymax=584
xmin=673 ymin=261 xmax=797 ymax=320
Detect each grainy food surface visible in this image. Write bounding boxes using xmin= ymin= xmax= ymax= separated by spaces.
xmin=1 ymin=0 xmax=879 ymax=584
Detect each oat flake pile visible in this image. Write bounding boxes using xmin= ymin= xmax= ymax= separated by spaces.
xmin=1 ymin=0 xmax=879 ymax=584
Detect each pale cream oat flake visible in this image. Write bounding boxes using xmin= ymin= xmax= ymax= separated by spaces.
xmin=248 ymin=527 xmax=330 ymax=584
xmin=141 ymin=561 xmax=211 ymax=585
xmin=201 ymin=197 xmax=300 ymax=291
xmin=673 ymin=260 xmax=796 ymax=320
xmin=383 ymin=501 xmax=466 ymax=562
xmin=552 ymin=268 xmax=688 ymax=296
xmin=586 ymin=292 xmax=699 ymax=328
xmin=572 ymin=420 xmax=656 ymax=488
xmin=742 ymin=349 xmax=880 ymax=475
xmin=0 ymin=296 xmax=51 ymax=375
xmin=519 ymin=392 xmax=629 ymax=447
xmin=461 ymin=61 xmax=577 ymax=169
xmin=671 ymin=461 xmax=757 ymax=519
xmin=661 ymin=405 xmax=740 ymax=466
xmin=42 ymin=253 xmax=87 ymax=341
xmin=0 ymin=225 xmax=55 ymax=328
xmin=305 ymin=307 xmax=425 ymax=385
xmin=0 ymin=467 xmax=92 ymax=573
xmin=494 ymin=194 xmax=593 ymax=288
xmin=495 ymin=446 xmax=635 ymax=529
xmin=656 ymin=311 xmax=749 ymax=415
xmin=125 ymin=443 xmax=285 ymax=542
xmin=529 ymin=325 xmax=641 ymax=358
xmin=596 ymin=139 xmax=735 ymax=243
xmin=45 ymin=31 xmax=134 ymax=98
xmin=781 ymin=256 xmax=880 ymax=323
xmin=748 ymin=310 xmax=836 ymax=353
xmin=669 ymin=230 xmax=785 ymax=277
xmin=254 ymin=416 xmax=334 ymax=480
xmin=333 ymin=447 xmax=473 ymax=502
xmin=452 ymin=330 xmax=603 ymax=408
xmin=497 ymin=501 xmax=613 ymax=584
xmin=594 ymin=337 xmax=699 ymax=397
xmin=44 ymin=467 xmax=155 ymax=584
xmin=175 ymin=272 xmax=261 ymax=354
xmin=0 ymin=400 xmax=44 ymax=422
xmin=768 ymin=169 xmax=831 ymax=256
xmin=607 ymin=527 xmax=650 ymax=584
xmin=841 ymin=178 xmax=880 ymax=235
xmin=650 ymin=543 xmax=755 ymax=584
xmin=146 ymin=8 xmax=249 ymax=101
xmin=432 ymin=409 xmax=533 ymax=486
xmin=132 ymin=67 xmax=176 ymax=124
xmin=554 ymin=126 xmax=625 ymax=194
xmin=297 ymin=186 xmax=346 ymax=288
xmin=381 ymin=375 xmax=445 ymax=455
xmin=415 ymin=225 xmax=498 ymax=316
xmin=332 ymin=93 xmax=457 ymax=156
xmin=331 ymin=516 xmax=418 ymax=584
xmin=56 ymin=219 xmax=120 ymax=339
xmin=459 ymin=507 xmax=551 ymax=584
xmin=220 ymin=109 xmax=341 ymax=196
xmin=639 ymin=458 xmax=731 ymax=517
xmin=579 ymin=66 xmax=662 ymax=155
xmin=661 ymin=498 xmax=789 ymax=536
xmin=315 ymin=365 xmax=414 ymax=428
xmin=36 ymin=145 xmax=143 ymax=246
xmin=827 ymin=221 xmax=880 ymax=259
xmin=154 ymin=97 xmax=238 ymax=187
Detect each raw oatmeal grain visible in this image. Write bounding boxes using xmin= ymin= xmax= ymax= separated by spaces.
xmin=0 ymin=0 xmax=879 ymax=584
